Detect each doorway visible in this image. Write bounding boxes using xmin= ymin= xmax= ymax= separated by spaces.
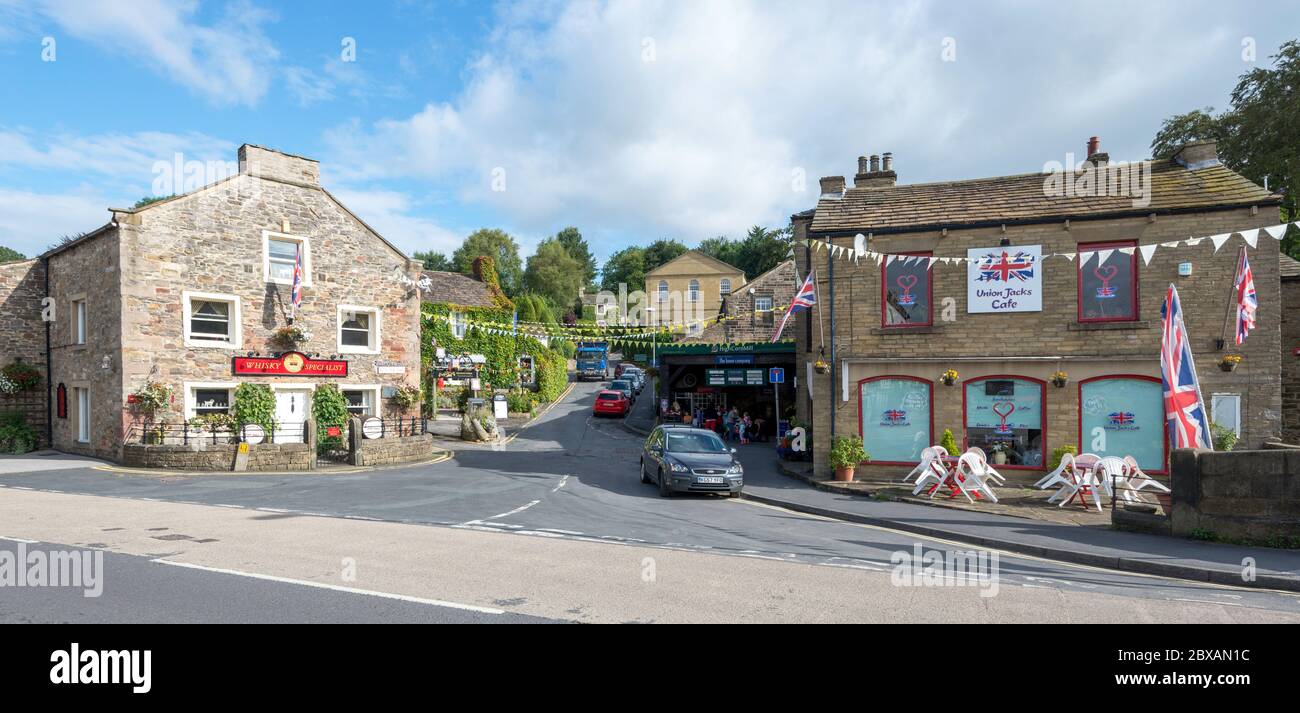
xmin=274 ymin=388 xmax=311 ymax=443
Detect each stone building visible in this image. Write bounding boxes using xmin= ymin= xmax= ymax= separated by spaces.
xmin=793 ymin=140 xmax=1286 ymax=478
xmin=0 ymin=257 xmax=49 ymax=444
xmin=1282 ymin=255 xmax=1300 ymax=444
xmin=645 ymin=250 xmax=746 ymax=334
xmin=0 ymin=144 xmax=425 ymax=462
xmin=694 ymin=259 xmax=798 ymax=343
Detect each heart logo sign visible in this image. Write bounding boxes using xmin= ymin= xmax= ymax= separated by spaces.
xmin=896 ymin=274 xmax=918 ymax=306
xmin=992 ymin=401 xmax=1016 ymax=434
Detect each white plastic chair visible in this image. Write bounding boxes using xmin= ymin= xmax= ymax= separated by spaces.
xmin=1094 ymin=456 xmax=1133 ymax=500
xmin=941 ymin=452 xmax=1000 ymax=504
xmin=911 ymin=455 xmax=949 ymax=496
xmin=1051 ymin=453 xmax=1105 ymax=512
xmin=966 ymin=446 xmax=1007 ymax=485
xmin=1124 ymin=455 xmax=1171 ymax=494
xmin=904 ymin=446 xmax=947 ymax=483
xmin=1035 ymin=452 xmax=1075 ymax=490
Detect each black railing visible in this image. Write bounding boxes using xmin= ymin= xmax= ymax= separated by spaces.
xmin=361 ymin=417 xmax=427 ymax=439
xmin=126 ymin=422 xmax=309 ymax=446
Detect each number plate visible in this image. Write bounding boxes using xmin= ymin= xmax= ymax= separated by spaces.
xmin=696 ymin=476 xmax=725 ymax=484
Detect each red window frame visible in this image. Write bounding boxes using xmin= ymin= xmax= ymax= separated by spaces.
xmin=880 ymin=251 xmax=933 ymax=328
xmin=1076 ymin=374 xmax=1169 ymax=475
xmin=1077 ymin=239 xmax=1139 ymax=323
xmin=960 ymin=374 xmax=1048 ymax=471
xmin=856 ymin=375 xmax=934 ymax=466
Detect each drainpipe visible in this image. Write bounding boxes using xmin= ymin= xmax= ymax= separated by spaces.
xmin=827 ymin=240 xmax=835 ymax=443
xmin=42 ymin=256 xmax=53 ymax=448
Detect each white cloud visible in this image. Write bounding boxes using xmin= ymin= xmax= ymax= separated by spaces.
xmin=30 ymin=0 xmax=279 ymax=106
xmin=0 ymin=187 xmax=111 ymax=257
xmin=0 ymin=129 xmax=234 ymax=180
xmin=323 ymin=0 xmax=1277 ymax=248
xmin=327 ymin=186 xmax=464 ymax=257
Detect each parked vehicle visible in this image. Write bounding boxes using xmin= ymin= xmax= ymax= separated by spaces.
xmin=592 ymin=390 xmax=630 ymax=417
xmin=608 ymin=379 xmax=636 ymax=403
xmin=576 ymin=342 xmax=609 ymax=381
xmin=639 ymin=425 xmax=743 ymax=497
xmin=621 ymin=368 xmax=644 ymax=393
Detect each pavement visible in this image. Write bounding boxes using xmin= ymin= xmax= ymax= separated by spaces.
xmin=2 ymin=367 xmax=1299 ymax=622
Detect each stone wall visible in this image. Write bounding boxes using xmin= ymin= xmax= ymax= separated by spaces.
xmin=352 ymin=432 xmax=435 ymax=467
xmin=721 ymin=260 xmax=797 ymax=343
xmin=1170 ymin=447 xmax=1300 ymax=540
xmin=121 ymin=441 xmax=315 ymax=471
xmin=1282 ymin=275 xmax=1299 ymax=444
xmin=795 ymin=206 xmax=1284 ymax=477
xmin=0 ymin=258 xmax=49 ymax=446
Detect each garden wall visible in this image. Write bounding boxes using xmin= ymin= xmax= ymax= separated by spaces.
xmin=1170 ymin=447 xmax=1300 ymax=541
xmin=352 ymin=432 xmax=435 ymax=467
xmin=121 ymin=442 xmax=316 ymax=471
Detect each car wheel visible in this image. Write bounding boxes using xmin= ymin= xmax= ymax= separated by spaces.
xmin=658 ymin=469 xmax=673 ymax=498
xmin=640 ymin=459 xmax=651 ymax=484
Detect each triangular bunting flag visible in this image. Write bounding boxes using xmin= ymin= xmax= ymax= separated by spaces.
xmin=1077 ymin=252 xmax=1093 ymax=266
xmin=1239 ymin=228 xmax=1259 ymax=248
xmin=1185 ymin=237 xmax=1203 ymax=246
xmin=1139 ymin=244 xmax=1158 ymax=266
xmin=1210 ymin=233 xmax=1232 ymax=252
xmin=1096 ymin=248 xmax=1114 ymax=266
xmin=1264 ymin=224 xmax=1288 ymax=240
xmin=1118 ymin=247 xmax=1136 ymax=255
xmin=1160 ymin=241 xmax=1180 ymax=248
xmin=927 ymin=257 xmax=939 ymax=269
xmin=1062 ymin=253 xmax=1076 ymax=262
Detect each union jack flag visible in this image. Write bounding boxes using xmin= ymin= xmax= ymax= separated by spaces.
xmin=290 ymin=244 xmax=304 ymax=319
xmin=771 ymin=271 xmax=817 ymax=343
xmin=882 ymin=409 xmax=907 ymax=424
xmin=1233 ymin=248 xmax=1257 ymax=345
xmin=976 ymin=250 xmax=1036 ymax=282
xmin=1160 ymin=284 xmax=1211 ymax=449
xmin=1107 ymin=411 xmax=1135 ymax=426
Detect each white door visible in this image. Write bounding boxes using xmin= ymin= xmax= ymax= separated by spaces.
xmin=274 ymin=389 xmax=311 ymax=443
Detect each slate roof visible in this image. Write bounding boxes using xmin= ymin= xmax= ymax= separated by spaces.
xmin=646 ymin=249 xmax=746 ymax=277
xmin=1281 ymin=255 xmax=1300 ymax=281
xmin=811 ymin=159 xmax=1280 ymax=235
xmin=420 ymin=270 xmax=495 ymax=308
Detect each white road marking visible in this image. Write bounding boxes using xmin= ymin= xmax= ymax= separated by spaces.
xmin=552 ymin=475 xmax=569 ymax=493
xmin=213 ymin=504 xmax=243 ymax=509
xmin=0 ymin=535 xmax=39 ymax=544
xmin=461 ymin=499 xmax=541 ymax=527
xmin=256 ymin=507 xmax=291 ymax=513
xmin=150 ymin=558 xmax=506 ymax=614
xmin=535 ymin=528 xmax=584 ymax=536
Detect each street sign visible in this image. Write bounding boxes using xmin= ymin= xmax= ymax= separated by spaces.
xmin=769 ymin=367 xmax=785 ymax=384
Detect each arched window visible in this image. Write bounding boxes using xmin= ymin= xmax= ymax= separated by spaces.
xmin=688 ymin=279 xmax=700 ymax=302
xmin=1079 ymin=375 xmax=1166 ymax=473
xmin=858 ymin=376 xmax=932 ymax=464
xmin=963 ymin=376 xmax=1046 ymax=469
xmin=657 ymin=280 xmax=669 ymax=302
xmin=719 ymin=278 xmax=732 ymax=295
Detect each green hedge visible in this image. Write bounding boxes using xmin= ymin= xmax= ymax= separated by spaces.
xmin=422 ymin=302 xmax=571 ymax=406
xmin=232 ymin=384 xmax=276 ymax=435
xmin=0 ymin=411 xmax=37 ymax=454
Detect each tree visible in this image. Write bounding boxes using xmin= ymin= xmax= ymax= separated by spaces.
xmin=523 ymin=237 xmax=583 ymax=316
xmin=132 ymin=195 xmax=173 ymax=209
xmin=553 ymin=226 xmax=598 ymax=288
xmin=412 ymin=250 xmax=453 ymax=271
xmin=694 ymin=226 xmax=791 ymax=279
xmin=642 ymin=239 xmax=688 ymax=272
xmin=1151 ymin=40 xmax=1300 ymax=257
xmin=0 ymin=246 xmax=25 ymax=264
xmin=600 ymin=246 xmax=647 ymax=292
xmin=696 ymin=235 xmax=741 ymax=268
xmin=452 ymin=229 xmax=524 ymax=295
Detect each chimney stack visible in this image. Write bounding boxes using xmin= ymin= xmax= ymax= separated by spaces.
xmin=857 ymin=156 xmax=869 ymax=175
xmin=853 ymin=151 xmax=897 ymax=189
xmin=1085 ymin=136 xmax=1109 ymax=166
xmin=819 ymin=175 xmax=846 ymax=198
xmin=869 ymin=154 xmax=881 ymax=172
xmin=882 ymin=152 xmax=893 ymax=172
xmin=1172 ymin=140 xmax=1220 ymax=169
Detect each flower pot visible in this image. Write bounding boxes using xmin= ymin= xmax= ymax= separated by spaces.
xmin=814 ymin=362 xmax=829 ymax=374
xmin=1218 ymin=362 xmax=1237 ymax=372
xmin=1051 ymin=378 xmax=1068 ymax=388
xmin=992 ymin=451 xmax=1007 ymax=465
xmin=834 ymin=466 xmax=855 ymax=482
xmin=940 ymin=377 xmax=956 ymax=386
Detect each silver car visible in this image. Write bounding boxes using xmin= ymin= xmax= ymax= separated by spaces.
xmin=640 ymin=425 xmax=743 ymax=497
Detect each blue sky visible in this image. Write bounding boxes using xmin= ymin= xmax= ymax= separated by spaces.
xmin=1 ymin=0 xmax=1298 ymax=263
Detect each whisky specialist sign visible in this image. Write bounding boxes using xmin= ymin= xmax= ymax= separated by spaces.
xmin=232 ymin=351 xmax=349 ymax=377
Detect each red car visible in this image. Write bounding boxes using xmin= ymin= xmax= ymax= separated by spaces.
xmin=592 ymin=390 xmax=630 ymax=417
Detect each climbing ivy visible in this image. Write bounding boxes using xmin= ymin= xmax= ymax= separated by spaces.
xmin=312 ymin=383 xmax=350 ymax=453
xmin=232 ymin=384 xmax=276 ymax=436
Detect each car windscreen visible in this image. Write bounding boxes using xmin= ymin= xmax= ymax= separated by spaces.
xmin=611 ymin=381 xmax=630 ymax=389
xmin=597 ymin=393 xmax=621 ymax=400
xmin=665 ymin=432 xmax=728 ymax=453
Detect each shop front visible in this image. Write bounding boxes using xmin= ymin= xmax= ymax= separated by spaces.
xmin=655 ymin=342 xmax=796 ymax=440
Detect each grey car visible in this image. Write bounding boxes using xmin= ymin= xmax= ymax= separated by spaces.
xmin=640 ymin=425 xmax=743 ymax=497
xmin=608 ymin=379 xmax=636 ymax=403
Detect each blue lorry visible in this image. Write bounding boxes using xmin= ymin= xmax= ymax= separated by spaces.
xmin=575 ymin=341 xmax=609 ymax=381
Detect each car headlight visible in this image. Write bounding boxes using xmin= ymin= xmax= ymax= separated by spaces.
xmin=669 ymin=461 xmax=689 ymax=473
xmin=727 ymin=464 xmax=743 ymax=474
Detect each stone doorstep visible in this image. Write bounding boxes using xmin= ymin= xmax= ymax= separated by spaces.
xmin=773 ymin=460 xmax=1115 ymax=527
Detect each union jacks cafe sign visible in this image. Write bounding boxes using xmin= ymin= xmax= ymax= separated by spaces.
xmin=967 ymin=244 xmax=1043 ymax=313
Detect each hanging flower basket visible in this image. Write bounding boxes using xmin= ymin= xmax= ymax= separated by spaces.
xmin=1218 ymin=355 xmax=1242 ymax=372
xmin=1 ymin=360 xmax=42 ymax=392
xmin=939 ymin=369 xmax=959 ymax=386
xmin=272 ymin=325 xmax=310 ymax=348
xmin=1050 ymin=370 xmax=1069 ymax=388
xmin=813 ymin=359 xmax=830 ymax=374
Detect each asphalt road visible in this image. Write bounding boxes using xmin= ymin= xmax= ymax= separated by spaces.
xmin=2 ymin=374 xmax=1299 ymax=622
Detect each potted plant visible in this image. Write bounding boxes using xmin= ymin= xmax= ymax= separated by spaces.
xmin=989 ymin=441 xmax=1010 ymax=465
xmin=272 ymin=325 xmax=309 ymax=348
xmin=939 ymin=369 xmax=959 ymax=386
xmin=392 ymin=385 xmax=423 ymax=411
xmin=1218 ymin=354 xmax=1242 ymax=372
xmin=829 ymin=436 xmax=869 ymax=482
xmin=129 ymin=380 xmax=172 ymax=422
xmin=813 ymin=359 xmax=830 ymax=374
xmin=1050 ymin=370 xmax=1068 ymax=388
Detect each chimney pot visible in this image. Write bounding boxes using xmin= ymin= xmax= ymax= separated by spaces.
xmin=882 ymin=152 xmax=893 ymax=172
xmin=857 ymin=156 xmax=869 ymax=175
xmin=819 ymin=176 xmax=846 ymax=198
xmin=1086 ymin=136 xmax=1100 ymax=157
xmin=869 ymin=154 xmax=880 ymax=172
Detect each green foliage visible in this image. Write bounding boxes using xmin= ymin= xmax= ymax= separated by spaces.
xmin=1210 ymin=423 xmax=1239 ymax=452
xmin=939 ymin=428 xmax=960 ymax=456
xmin=524 ymin=237 xmax=584 ymax=315
xmin=643 ymin=239 xmax=688 ymax=271
xmin=555 ymin=340 xmax=576 ymax=359
xmin=392 ymin=385 xmax=422 ymax=410
xmin=515 ymin=293 xmax=556 ymax=325
xmin=0 ymin=411 xmax=38 ymax=454
xmin=129 ymin=380 xmax=173 ymax=419
xmin=1 ymin=360 xmax=41 ymax=391
xmin=312 ymin=384 xmax=351 ymax=453
xmin=553 ymin=226 xmax=598 ymax=287
xmin=413 ymin=250 xmax=453 ymax=271
xmin=697 ymin=226 xmax=792 ymax=279
xmin=506 ymin=388 xmax=536 ymax=415
xmin=0 ymin=245 xmax=25 ymax=264
xmin=132 ymin=195 xmax=174 ymax=208
xmin=534 ymin=349 xmax=569 ymax=403
xmin=1048 ymin=444 xmax=1078 ymax=472
xmin=1150 ymin=40 xmax=1300 ymax=258
xmin=453 ymin=229 xmax=524 ymax=296
xmin=600 ymin=246 xmax=648 ymax=291
xmin=232 ymin=383 xmax=276 ymax=435
xmin=187 ymin=412 xmax=235 ymax=432
xmin=828 ymin=436 xmax=869 ymax=469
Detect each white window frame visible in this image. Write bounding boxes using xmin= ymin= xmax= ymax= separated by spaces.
xmin=182 ymin=291 xmax=242 ymax=349
xmin=184 ymin=382 xmax=237 ymax=419
xmin=687 ymin=321 xmax=702 ymax=337
xmin=754 ymin=296 xmax=774 ymax=312
xmin=75 ymin=387 xmax=90 ymax=443
xmin=657 ymin=280 xmax=669 ymax=303
xmin=688 ymin=279 xmax=700 ymax=303
xmin=341 ymin=384 xmax=383 ymax=417
xmin=262 ymin=231 xmax=312 ymax=287
xmin=450 ymin=310 xmax=467 ymax=339
xmin=1211 ymin=393 xmax=1242 ymax=437
xmin=68 ymin=295 xmax=87 ymax=345
xmin=719 ymin=278 xmax=731 ymax=296
xmin=337 ymin=304 xmax=381 ymax=355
